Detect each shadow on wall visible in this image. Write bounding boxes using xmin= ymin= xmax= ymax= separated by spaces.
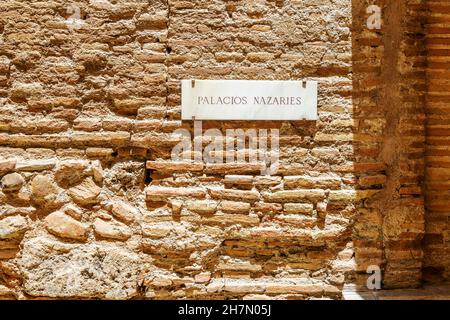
xmin=351 ymin=0 xmax=429 ymax=291
xmin=423 ymin=0 xmax=450 ymax=284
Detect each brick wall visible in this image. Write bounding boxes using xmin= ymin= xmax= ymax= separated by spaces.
xmin=352 ymin=0 xmax=427 ymax=290
xmin=425 ymin=0 xmax=450 ymax=283
xmin=0 ymin=0 xmax=447 ymax=300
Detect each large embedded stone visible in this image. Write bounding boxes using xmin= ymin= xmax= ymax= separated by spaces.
xmin=63 ymin=204 xmax=83 ymax=221
xmin=0 ymin=160 xmax=16 ymax=175
xmin=91 ymin=160 xmax=103 ymax=184
xmin=30 ymin=174 xmax=56 ymax=199
xmin=106 ymin=200 xmax=138 ymax=223
xmin=15 ymin=159 xmax=56 ymax=172
xmin=0 ymin=215 xmax=28 ymax=240
xmin=68 ymin=178 xmax=101 ymax=206
xmin=55 ymin=160 xmax=91 ymax=188
xmin=1 ymin=173 xmax=25 ymax=193
xmin=44 ymin=211 xmax=87 ymax=241
xmin=93 ymin=218 xmax=132 ymax=241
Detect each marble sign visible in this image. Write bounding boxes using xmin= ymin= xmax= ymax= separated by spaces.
xmin=181 ymin=80 xmax=318 ymax=121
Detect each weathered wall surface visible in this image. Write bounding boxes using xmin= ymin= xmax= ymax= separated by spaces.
xmin=425 ymin=0 xmax=450 ymax=283
xmin=0 ymin=0 xmax=447 ymax=300
xmin=352 ymin=0 xmax=428 ymax=290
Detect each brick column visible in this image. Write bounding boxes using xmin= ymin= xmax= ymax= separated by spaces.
xmin=424 ymin=0 xmax=450 ymax=283
xmin=352 ymin=0 xmax=427 ymax=289
xmin=379 ymin=0 xmax=427 ymax=288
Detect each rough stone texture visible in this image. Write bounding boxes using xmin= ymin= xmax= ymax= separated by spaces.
xmin=44 ymin=211 xmax=87 ymax=241
xmin=0 ymin=0 xmax=447 ymax=300
xmin=1 ymin=173 xmax=24 ymax=193
xmin=106 ymin=199 xmax=139 ymax=223
xmin=0 ymin=216 xmax=28 ymax=240
xmin=93 ymin=218 xmax=132 ymax=241
xmin=0 ymin=160 xmax=15 ymax=176
xmin=18 ymin=238 xmax=145 ymax=299
xmin=30 ymin=174 xmax=57 ymax=200
xmin=68 ymin=178 xmax=102 ymax=206
xmin=424 ymin=0 xmax=450 ymax=284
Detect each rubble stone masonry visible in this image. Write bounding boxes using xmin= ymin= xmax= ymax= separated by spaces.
xmin=0 ymin=0 xmax=448 ymax=299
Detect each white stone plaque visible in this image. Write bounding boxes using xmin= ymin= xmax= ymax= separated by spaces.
xmin=181 ymin=80 xmax=317 ymax=121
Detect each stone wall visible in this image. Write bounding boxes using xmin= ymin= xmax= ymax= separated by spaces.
xmin=0 ymin=0 xmax=448 ymax=300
